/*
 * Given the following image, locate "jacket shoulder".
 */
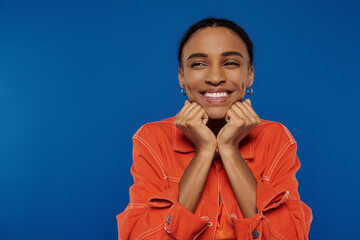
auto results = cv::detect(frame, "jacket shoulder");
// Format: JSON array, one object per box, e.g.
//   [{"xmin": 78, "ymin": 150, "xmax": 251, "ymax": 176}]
[
  {"xmin": 254, "ymin": 119, "xmax": 296, "ymax": 145},
  {"xmin": 132, "ymin": 116, "xmax": 175, "ymax": 141}
]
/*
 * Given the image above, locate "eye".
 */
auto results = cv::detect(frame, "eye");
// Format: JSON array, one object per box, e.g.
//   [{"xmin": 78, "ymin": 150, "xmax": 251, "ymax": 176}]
[
  {"xmin": 190, "ymin": 62, "xmax": 207, "ymax": 68},
  {"xmin": 224, "ymin": 61, "xmax": 240, "ymax": 66}
]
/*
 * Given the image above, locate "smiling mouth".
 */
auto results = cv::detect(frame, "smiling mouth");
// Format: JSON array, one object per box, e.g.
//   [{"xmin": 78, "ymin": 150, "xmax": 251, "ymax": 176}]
[
  {"xmin": 201, "ymin": 90, "xmax": 232, "ymax": 104},
  {"xmin": 203, "ymin": 92, "xmax": 229, "ymax": 98}
]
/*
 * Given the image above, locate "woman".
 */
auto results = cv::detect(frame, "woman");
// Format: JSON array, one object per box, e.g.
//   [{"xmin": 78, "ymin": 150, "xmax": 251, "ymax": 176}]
[{"xmin": 117, "ymin": 17, "xmax": 312, "ymax": 240}]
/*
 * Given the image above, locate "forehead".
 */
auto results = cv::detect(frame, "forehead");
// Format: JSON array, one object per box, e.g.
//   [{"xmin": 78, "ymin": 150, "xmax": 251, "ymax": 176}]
[{"xmin": 183, "ymin": 27, "xmax": 248, "ymax": 58}]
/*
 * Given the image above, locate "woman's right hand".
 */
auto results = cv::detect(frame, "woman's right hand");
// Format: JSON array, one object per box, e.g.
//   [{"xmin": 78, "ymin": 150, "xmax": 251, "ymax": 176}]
[{"xmin": 175, "ymin": 101, "xmax": 217, "ymax": 152}]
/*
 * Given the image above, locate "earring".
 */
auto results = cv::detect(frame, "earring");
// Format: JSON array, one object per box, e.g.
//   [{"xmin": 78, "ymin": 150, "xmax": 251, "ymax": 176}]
[
  {"xmin": 181, "ymin": 88, "xmax": 187, "ymax": 95},
  {"xmin": 246, "ymin": 87, "xmax": 253, "ymax": 95}
]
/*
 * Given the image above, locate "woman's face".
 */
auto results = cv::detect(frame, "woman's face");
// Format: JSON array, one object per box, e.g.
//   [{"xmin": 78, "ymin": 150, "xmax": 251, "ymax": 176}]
[{"xmin": 179, "ymin": 27, "xmax": 254, "ymax": 119}]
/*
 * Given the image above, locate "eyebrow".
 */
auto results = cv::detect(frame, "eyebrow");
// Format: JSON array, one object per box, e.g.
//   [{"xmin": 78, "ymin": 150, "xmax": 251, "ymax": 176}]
[
  {"xmin": 186, "ymin": 51, "xmax": 244, "ymax": 61},
  {"xmin": 222, "ymin": 51, "xmax": 244, "ymax": 58}
]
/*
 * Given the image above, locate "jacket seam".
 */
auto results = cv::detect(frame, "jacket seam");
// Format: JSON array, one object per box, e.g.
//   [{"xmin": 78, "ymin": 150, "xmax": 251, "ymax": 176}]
[
  {"xmin": 212, "ymin": 166, "xmax": 220, "ymax": 240},
  {"xmin": 134, "ymin": 223, "xmax": 164, "ymax": 240},
  {"xmin": 271, "ymin": 228, "xmax": 288, "ymax": 240},
  {"xmin": 192, "ymin": 224, "xmax": 209, "ymax": 240},
  {"xmin": 222, "ymin": 194, "xmax": 232, "ymax": 230},
  {"xmin": 260, "ymin": 122, "xmax": 296, "ymax": 144},
  {"xmin": 251, "ymin": 214, "xmax": 262, "ymax": 228},
  {"xmin": 305, "ymin": 213, "xmax": 313, "ymax": 227},
  {"xmin": 125, "ymin": 203, "xmax": 148, "ymax": 211},
  {"xmin": 217, "ymin": 169, "xmax": 233, "ymax": 232},
  {"xmin": 133, "ymin": 120, "xmax": 173, "ymax": 137},
  {"xmin": 133, "ymin": 124, "xmax": 145, "ymax": 138},
  {"xmin": 266, "ymin": 142, "xmax": 292, "ymax": 180},
  {"xmin": 263, "ymin": 142, "xmax": 294, "ymax": 181},
  {"xmin": 165, "ymin": 176, "xmax": 180, "ymax": 182},
  {"xmin": 133, "ymin": 135, "xmax": 166, "ymax": 179},
  {"xmin": 169, "ymin": 203, "xmax": 182, "ymax": 233},
  {"xmin": 258, "ymin": 190, "xmax": 287, "ymax": 212},
  {"xmin": 282, "ymin": 126, "xmax": 296, "ymax": 145}
]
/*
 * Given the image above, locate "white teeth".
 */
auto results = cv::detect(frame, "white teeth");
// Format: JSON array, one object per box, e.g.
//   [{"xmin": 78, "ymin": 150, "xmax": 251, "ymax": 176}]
[{"xmin": 203, "ymin": 92, "xmax": 228, "ymax": 98}]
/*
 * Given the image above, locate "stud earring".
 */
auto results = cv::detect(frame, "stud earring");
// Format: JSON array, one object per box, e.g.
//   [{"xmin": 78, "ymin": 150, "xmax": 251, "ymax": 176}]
[{"xmin": 181, "ymin": 88, "xmax": 187, "ymax": 95}]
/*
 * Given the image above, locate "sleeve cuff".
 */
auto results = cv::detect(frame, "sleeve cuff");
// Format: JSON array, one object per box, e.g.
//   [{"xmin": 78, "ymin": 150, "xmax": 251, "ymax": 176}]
[
  {"xmin": 257, "ymin": 179, "xmax": 289, "ymax": 213},
  {"xmin": 148, "ymin": 186, "xmax": 179, "ymax": 208},
  {"xmin": 231, "ymin": 213, "xmax": 265, "ymax": 239},
  {"xmin": 164, "ymin": 202, "xmax": 210, "ymax": 239},
  {"xmin": 230, "ymin": 180, "xmax": 289, "ymax": 239},
  {"xmin": 147, "ymin": 186, "xmax": 210, "ymax": 238}
]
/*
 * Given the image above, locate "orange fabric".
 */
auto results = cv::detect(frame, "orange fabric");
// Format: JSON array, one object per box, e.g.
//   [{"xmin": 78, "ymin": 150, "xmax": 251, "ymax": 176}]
[
  {"xmin": 215, "ymin": 201, "xmax": 236, "ymax": 239},
  {"xmin": 116, "ymin": 116, "xmax": 312, "ymax": 240}
]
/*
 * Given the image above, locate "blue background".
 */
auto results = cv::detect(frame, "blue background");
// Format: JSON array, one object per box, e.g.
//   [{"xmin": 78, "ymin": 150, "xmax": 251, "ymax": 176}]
[{"xmin": 1, "ymin": 0, "xmax": 359, "ymax": 239}]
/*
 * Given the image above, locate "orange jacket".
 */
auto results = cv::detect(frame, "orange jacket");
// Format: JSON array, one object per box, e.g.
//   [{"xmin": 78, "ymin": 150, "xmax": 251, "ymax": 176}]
[{"xmin": 117, "ymin": 116, "xmax": 312, "ymax": 239}]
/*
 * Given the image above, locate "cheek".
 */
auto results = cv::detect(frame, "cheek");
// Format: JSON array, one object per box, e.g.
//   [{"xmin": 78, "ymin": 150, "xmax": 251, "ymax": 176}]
[
  {"xmin": 241, "ymin": 82, "xmax": 247, "ymax": 92},
  {"xmin": 183, "ymin": 72, "xmax": 203, "ymax": 94},
  {"xmin": 233, "ymin": 82, "xmax": 247, "ymax": 101}
]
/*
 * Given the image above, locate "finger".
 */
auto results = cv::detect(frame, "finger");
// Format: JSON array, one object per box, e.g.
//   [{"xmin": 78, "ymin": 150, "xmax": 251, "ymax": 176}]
[
  {"xmin": 178, "ymin": 102, "xmax": 200, "ymax": 122},
  {"xmin": 231, "ymin": 102, "xmax": 248, "ymax": 120},
  {"xmin": 185, "ymin": 104, "xmax": 203, "ymax": 121},
  {"xmin": 189, "ymin": 106, "xmax": 208, "ymax": 124},
  {"xmin": 177, "ymin": 100, "xmax": 190, "ymax": 115},
  {"xmin": 201, "ymin": 107, "xmax": 209, "ymax": 124},
  {"xmin": 235, "ymin": 102, "xmax": 255, "ymax": 120},
  {"xmin": 175, "ymin": 101, "xmax": 191, "ymax": 122},
  {"xmin": 226, "ymin": 108, "xmax": 244, "ymax": 123},
  {"xmin": 231, "ymin": 103, "xmax": 255, "ymax": 127},
  {"xmin": 226, "ymin": 108, "xmax": 248, "ymax": 129},
  {"xmin": 242, "ymin": 99, "xmax": 260, "ymax": 123},
  {"xmin": 226, "ymin": 108, "xmax": 236, "ymax": 120}
]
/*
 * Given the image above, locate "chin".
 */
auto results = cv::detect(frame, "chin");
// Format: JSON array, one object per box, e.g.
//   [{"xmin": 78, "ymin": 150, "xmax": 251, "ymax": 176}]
[{"xmin": 206, "ymin": 109, "xmax": 227, "ymax": 120}]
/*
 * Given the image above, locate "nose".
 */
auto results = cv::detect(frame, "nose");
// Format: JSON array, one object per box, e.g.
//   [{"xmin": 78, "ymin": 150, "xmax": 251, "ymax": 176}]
[{"xmin": 205, "ymin": 65, "xmax": 225, "ymax": 86}]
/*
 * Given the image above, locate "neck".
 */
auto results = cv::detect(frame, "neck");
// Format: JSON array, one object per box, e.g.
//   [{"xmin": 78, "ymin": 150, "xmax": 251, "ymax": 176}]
[{"xmin": 206, "ymin": 118, "xmax": 227, "ymax": 137}]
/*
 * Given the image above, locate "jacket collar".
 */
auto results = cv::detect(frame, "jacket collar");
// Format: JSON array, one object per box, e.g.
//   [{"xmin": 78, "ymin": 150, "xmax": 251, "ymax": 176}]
[{"xmin": 172, "ymin": 119, "xmax": 254, "ymax": 160}]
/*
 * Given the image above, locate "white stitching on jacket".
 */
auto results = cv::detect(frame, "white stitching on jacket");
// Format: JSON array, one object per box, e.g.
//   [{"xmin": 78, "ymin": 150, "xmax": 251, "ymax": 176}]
[
  {"xmin": 134, "ymin": 223, "xmax": 164, "ymax": 240},
  {"xmin": 133, "ymin": 135, "xmax": 166, "ymax": 179},
  {"xmin": 263, "ymin": 142, "xmax": 294, "ymax": 181}
]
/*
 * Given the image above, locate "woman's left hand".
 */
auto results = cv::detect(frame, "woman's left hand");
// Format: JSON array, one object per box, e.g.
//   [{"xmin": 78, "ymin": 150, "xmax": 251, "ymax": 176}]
[{"xmin": 217, "ymin": 99, "xmax": 260, "ymax": 150}]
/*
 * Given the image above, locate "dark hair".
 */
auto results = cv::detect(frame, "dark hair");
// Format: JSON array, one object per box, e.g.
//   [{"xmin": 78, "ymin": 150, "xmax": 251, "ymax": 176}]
[{"xmin": 177, "ymin": 17, "xmax": 254, "ymax": 68}]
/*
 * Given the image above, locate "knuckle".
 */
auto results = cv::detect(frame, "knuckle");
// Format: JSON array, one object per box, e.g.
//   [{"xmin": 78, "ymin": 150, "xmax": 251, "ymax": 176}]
[
  {"xmin": 234, "ymin": 103, "xmax": 241, "ymax": 109},
  {"xmin": 236, "ymin": 119, "xmax": 245, "ymax": 126},
  {"xmin": 234, "ymin": 122, "xmax": 242, "ymax": 127},
  {"xmin": 250, "ymin": 117, "xmax": 257, "ymax": 123},
  {"xmin": 185, "ymin": 120, "xmax": 194, "ymax": 127}
]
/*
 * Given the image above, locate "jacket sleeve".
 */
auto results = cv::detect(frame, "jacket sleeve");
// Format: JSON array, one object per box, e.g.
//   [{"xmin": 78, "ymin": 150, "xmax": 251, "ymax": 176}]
[
  {"xmin": 116, "ymin": 128, "xmax": 209, "ymax": 240},
  {"xmin": 231, "ymin": 128, "xmax": 313, "ymax": 240}
]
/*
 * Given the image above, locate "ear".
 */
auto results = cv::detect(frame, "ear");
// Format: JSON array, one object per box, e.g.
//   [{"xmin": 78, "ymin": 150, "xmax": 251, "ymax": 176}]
[
  {"xmin": 247, "ymin": 65, "xmax": 254, "ymax": 87},
  {"xmin": 178, "ymin": 67, "xmax": 185, "ymax": 89}
]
